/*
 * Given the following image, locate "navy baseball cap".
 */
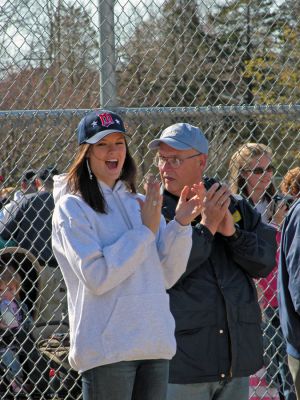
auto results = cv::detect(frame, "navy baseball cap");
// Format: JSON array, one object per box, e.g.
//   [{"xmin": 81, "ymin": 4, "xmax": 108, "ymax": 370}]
[
  {"xmin": 77, "ymin": 110, "xmax": 127, "ymax": 145},
  {"xmin": 38, "ymin": 166, "xmax": 59, "ymax": 181},
  {"xmin": 21, "ymin": 169, "xmax": 36, "ymax": 182},
  {"xmin": 148, "ymin": 123, "xmax": 208, "ymax": 154}
]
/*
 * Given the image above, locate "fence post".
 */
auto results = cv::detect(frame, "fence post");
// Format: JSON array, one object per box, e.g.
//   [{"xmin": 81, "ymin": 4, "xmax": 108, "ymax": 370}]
[{"xmin": 98, "ymin": 0, "xmax": 117, "ymax": 107}]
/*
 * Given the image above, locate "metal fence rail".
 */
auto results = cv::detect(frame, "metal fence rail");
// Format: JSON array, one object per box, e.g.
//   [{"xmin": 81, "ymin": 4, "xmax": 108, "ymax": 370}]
[{"xmin": 1, "ymin": 0, "xmax": 300, "ymax": 398}]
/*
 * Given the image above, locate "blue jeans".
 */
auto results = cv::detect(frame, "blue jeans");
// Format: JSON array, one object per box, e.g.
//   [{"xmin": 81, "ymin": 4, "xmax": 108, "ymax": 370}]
[
  {"xmin": 81, "ymin": 359, "xmax": 169, "ymax": 400},
  {"xmin": 167, "ymin": 377, "xmax": 249, "ymax": 400},
  {"xmin": 263, "ymin": 307, "xmax": 296, "ymax": 400},
  {"xmin": 288, "ymin": 355, "xmax": 300, "ymax": 400}
]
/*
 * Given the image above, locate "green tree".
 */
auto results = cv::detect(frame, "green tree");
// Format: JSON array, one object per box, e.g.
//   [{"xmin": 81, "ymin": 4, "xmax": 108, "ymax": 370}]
[
  {"xmin": 117, "ymin": 0, "xmax": 209, "ymax": 107},
  {"xmin": 155, "ymin": 0, "xmax": 209, "ymax": 106},
  {"xmin": 207, "ymin": 0, "xmax": 278, "ymax": 106},
  {"xmin": 242, "ymin": 0, "xmax": 300, "ymax": 170}
]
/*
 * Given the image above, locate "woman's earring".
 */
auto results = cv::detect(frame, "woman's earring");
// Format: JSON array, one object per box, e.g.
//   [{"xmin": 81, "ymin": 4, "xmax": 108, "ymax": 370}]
[{"xmin": 86, "ymin": 159, "xmax": 93, "ymax": 181}]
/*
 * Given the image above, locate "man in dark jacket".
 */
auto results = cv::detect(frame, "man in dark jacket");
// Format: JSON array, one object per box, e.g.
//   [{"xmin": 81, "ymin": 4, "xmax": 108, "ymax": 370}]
[
  {"xmin": 0, "ymin": 167, "xmax": 57, "ymax": 267},
  {"xmin": 278, "ymin": 199, "xmax": 300, "ymax": 400},
  {"xmin": 0, "ymin": 166, "xmax": 67, "ymax": 338},
  {"xmin": 0, "ymin": 169, "xmax": 37, "ymax": 225},
  {"xmin": 148, "ymin": 123, "xmax": 277, "ymax": 400}
]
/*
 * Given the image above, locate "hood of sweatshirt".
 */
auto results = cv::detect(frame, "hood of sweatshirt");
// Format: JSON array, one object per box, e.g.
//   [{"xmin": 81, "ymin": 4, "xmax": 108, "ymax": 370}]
[
  {"xmin": 53, "ymin": 174, "xmax": 133, "ymax": 204},
  {"xmin": 53, "ymin": 173, "xmax": 69, "ymax": 203}
]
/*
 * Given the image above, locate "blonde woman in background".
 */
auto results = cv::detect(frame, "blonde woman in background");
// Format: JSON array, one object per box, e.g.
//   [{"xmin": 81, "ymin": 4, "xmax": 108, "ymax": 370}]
[{"xmin": 229, "ymin": 142, "xmax": 276, "ymax": 223}]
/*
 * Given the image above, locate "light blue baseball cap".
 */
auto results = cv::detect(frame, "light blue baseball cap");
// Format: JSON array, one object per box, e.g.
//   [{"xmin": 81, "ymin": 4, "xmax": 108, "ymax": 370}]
[{"xmin": 148, "ymin": 123, "xmax": 208, "ymax": 154}]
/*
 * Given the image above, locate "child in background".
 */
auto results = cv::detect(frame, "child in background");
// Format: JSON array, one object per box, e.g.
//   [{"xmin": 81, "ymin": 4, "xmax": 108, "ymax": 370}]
[{"xmin": 0, "ymin": 265, "xmax": 31, "ymax": 395}]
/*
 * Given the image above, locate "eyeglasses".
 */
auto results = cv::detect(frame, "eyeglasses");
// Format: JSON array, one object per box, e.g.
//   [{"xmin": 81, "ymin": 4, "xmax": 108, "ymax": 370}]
[
  {"xmin": 154, "ymin": 153, "xmax": 202, "ymax": 169},
  {"xmin": 242, "ymin": 165, "xmax": 274, "ymax": 175}
]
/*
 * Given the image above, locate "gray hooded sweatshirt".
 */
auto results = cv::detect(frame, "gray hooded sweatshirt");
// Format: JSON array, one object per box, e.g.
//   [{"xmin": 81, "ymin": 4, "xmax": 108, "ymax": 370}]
[{"xmin": 51, "ymin": 175, "xmax": 192, "ymax": 373}]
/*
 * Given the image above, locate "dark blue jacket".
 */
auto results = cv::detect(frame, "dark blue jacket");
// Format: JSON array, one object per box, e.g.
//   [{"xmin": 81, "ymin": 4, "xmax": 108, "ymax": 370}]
[
  {"xmin": 0, "ymin": 191, "xmax": 57, "ymax": 267},
  {"xmin": 162, "ymin": 190, "xmax": 277, "ymax": 384},
  {"xmin": 278, "ymin": 199, "xmax": 300, "ymax": 359}
]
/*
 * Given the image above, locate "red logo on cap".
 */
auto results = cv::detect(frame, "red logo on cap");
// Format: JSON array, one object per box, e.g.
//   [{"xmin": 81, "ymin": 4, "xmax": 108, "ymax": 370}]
[{"xmin": 98, "ymin": 113, "xmax": 114, "ymax": 128}]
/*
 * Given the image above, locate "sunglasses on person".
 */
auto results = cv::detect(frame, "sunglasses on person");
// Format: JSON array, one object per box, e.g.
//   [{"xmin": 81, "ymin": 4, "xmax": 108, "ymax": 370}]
[{"xmin": 242, "ymin": 165, "xmax": 274, "ymax": 175}]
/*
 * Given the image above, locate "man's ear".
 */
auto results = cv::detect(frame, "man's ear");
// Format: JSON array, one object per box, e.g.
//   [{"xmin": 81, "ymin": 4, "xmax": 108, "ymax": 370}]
[
  {"xmin": 35, "ymin": 178, "xmax": 42, "ymax": 189},
  {"xmin": 199, "ymin": 154, "xmax": 208, "ymax": 168}
]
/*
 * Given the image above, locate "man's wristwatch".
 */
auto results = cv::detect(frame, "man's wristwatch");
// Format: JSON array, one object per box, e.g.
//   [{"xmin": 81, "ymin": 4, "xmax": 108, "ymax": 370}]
[{"xmin": 224, "ymin": 226, "xmax": 242, "ymax": 242}]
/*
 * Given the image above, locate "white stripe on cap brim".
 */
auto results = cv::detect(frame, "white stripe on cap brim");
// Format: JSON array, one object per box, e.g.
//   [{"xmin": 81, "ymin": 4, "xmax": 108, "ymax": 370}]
[{"xmin": 85, "ymin": 129, "xmax": 128, "ymax": 144}]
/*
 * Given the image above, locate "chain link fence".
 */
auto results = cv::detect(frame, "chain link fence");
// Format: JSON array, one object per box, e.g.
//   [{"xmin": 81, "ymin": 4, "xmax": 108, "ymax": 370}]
[{"xmin": 1, "ymin": 0, "xmax": 300, "ymax": 398}]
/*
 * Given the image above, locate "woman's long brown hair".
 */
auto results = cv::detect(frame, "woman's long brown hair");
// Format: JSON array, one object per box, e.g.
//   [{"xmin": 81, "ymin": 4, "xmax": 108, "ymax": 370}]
[{"xmin": 67, "ymin": 141, "xmax": 137, "ymax": 213}]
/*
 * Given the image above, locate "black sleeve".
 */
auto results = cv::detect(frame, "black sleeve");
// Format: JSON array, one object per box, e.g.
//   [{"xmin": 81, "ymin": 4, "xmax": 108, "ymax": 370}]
[{"xmin": 223, "ymin": 199, "xmax": 277, "ymax": 278}]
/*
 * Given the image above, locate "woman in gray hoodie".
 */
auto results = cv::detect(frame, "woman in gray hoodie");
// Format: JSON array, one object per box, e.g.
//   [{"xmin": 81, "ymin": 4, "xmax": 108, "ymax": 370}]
[{"xmin": 51, "ymin": 109, "xmax": 204, "ymax": 400}]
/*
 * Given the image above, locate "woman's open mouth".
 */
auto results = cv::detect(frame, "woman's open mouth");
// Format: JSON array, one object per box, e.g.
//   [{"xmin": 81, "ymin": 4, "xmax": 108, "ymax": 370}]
[{"xmin": 105, "ymin": 160, "xmax": 119, "ymax": 169}]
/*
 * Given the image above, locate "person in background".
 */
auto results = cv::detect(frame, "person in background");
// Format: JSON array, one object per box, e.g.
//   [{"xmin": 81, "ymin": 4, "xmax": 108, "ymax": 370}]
[
  {"xmin": 258, "ymin": 192, "xmax": 296, "ymax": 400},
  {"xmin": 229, "ymin": 143, "xmax": 276, "ymax": 223},
  {"xmin": 278, "ymin": 193, "xmax": 300, "ymax": 400},
  {"xmin": 0, "ymin": 266, "xmax": 31, "ymax": 396},
  {"xmin": 0, "ymin": 166, "xmax": 58, "ymax": 268},
  {"xmin": 0, "ymin": 257, "xmax": 51, "ymax": 397},
  {"xmin": 0, "ymin": 169, "xmax": 37, "ymax": 225},
  {"xmin": 51, "ymin": 110, "xmax": 203, "ymax": 400},
  {"xmin": 13, "ymin": 169, "xmax": 37, "ymax": 202},
  {"xmin": 229, "ymin": 149, "xmax": 298, "ymax": 400},
  {"xmin": 148, "ymin": 123, "xmax": 277, "ymax": 400},
  {"xmin": 0, "ymin": 166, "xmax": 67, "ymax": 338},
  {"xmin": 280, "ymin": 167, "xmax": 300, "ymax": 199},
  {"xmin": 36, "ymin": 166, "xmax": 58, "ymax": 192}
]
